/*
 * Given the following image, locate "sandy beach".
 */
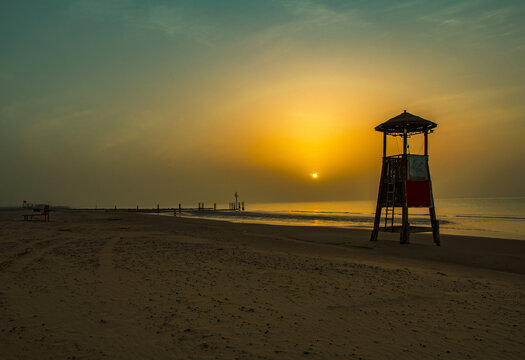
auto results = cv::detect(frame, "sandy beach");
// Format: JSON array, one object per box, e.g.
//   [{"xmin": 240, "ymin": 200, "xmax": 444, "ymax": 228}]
[{"xmin": 1, "ymin": 210, "xmax": 524, "ymax": 359}]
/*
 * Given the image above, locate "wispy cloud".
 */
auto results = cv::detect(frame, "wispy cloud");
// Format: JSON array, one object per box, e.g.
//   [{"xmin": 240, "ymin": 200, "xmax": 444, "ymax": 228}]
[
  {"xmin": 67, "ymin": 0, "xmax": 216, "ymax": 45},
  {"xmin": 282, "ymin": 0, "xmax": 366, "ymax": 28},
  {"xmin": 418, "ymin": 0, "xmax": 523, "ymax": 39},
  {"xmin": 235, "ymin": 0, "xmax": 371, "ymax": 53}
]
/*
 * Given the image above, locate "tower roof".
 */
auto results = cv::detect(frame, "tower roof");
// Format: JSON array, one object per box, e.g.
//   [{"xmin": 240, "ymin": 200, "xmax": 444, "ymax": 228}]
[{"xmin": 375, "ymin": 110, "xmax": 437, "ymax": 134}]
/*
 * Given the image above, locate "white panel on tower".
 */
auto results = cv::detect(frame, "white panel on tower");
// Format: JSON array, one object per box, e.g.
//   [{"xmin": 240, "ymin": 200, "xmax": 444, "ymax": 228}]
[{"xmin": 408, "ymin": 155, "xmax": 428, "ymax": 181}]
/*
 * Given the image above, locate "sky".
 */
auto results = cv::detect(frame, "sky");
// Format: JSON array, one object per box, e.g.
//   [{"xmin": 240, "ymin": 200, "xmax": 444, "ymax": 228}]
[{"xmin": 1, "ymin": 0, "xmax": 525, "ymax": 208}]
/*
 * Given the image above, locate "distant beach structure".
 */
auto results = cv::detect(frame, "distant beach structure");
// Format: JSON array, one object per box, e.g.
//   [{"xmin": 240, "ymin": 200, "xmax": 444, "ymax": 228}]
[
  {"xmin": 370, "ymin": 110, "xmax": 440, "ymax": 245},
  {"xmin": 229, "ymin": 192, "xmax": 244, "ymax": 211}
]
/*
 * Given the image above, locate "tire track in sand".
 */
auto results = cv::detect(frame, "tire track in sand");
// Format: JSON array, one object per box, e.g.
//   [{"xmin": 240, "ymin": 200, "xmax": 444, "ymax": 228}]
[
  {"xmin": 97, "ymin": 237, "xmax": 120, "ymax": 301},
  {"xmin": 96, "ymin": 237, "xmax": 161, "ymax": 358},
  {"xmin": 0, "ymin": 238, "xmax": 71, "ymax": 274}
]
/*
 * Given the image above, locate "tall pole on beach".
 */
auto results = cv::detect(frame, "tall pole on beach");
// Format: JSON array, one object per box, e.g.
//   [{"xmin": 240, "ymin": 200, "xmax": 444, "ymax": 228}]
[{"xmin": 234, "ymin": 192, "xmax": 239, "ymax": 210}]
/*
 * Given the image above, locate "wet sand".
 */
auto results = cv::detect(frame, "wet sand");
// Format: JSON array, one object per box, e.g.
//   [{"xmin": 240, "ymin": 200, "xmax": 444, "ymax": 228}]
[{"xmin": 1, "ymin": 210, "xmax": 524, "ymax": 359}]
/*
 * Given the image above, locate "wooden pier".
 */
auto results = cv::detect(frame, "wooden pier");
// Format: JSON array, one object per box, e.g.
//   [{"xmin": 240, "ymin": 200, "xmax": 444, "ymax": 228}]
[
  {"xmin": 79, "ymin": 202, "xmax": 246, "ymax": 215},
  {"xmin": 78, "ymin": 194, "xmax": 246, "ymax": 216}
]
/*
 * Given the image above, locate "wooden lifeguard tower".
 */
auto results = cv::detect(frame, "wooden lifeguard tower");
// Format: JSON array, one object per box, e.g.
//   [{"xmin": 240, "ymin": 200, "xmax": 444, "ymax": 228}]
[{"xmin": 370, "ymin": 110, "xmax": 440, "ymax": 245}]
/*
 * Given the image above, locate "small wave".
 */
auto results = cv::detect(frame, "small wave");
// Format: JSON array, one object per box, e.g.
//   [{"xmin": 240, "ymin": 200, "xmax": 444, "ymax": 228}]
[
  {"xmin": 290, "ymin": 210, "xmax": 365, "ymax": 215},
  {"xmin": 181, "ymin": 210, "xmax": 453, "ymax": 226},
  {"xmin": 455, "ymin": 215, "xmax": 525, "ymax": 221}
]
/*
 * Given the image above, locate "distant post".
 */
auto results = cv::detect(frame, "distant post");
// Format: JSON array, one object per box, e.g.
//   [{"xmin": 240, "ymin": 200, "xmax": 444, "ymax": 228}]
[
  {"xmin": 179, "ymin": 203, "xmax": 182, "ymax": 213},
  {"xmin": 157, "ymin": 204, "xmax": 159, "ymax": 214},
  {"xmin": 242, "ymin": 202, "xmax": 245, "ymax": 211},
  {"xmin": 214, "ymin": 203, "xmax": 216, "ymax": 211}
]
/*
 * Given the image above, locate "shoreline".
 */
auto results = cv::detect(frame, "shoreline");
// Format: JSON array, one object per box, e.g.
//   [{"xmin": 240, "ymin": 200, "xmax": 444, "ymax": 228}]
[
  {"xmin": 8, "ymin": 208, "xmax": 525, "ymax": 273},
  {"xmin": 173, "ymin": 211, "xmax": 525, "ymax": 242},
  {"xmin": 6, "ymin": 201, "xmax": 525, "ymax": 241},
  {"xmin": 1, "ymin": 210, "xmax": 524, "ymax": 359}
]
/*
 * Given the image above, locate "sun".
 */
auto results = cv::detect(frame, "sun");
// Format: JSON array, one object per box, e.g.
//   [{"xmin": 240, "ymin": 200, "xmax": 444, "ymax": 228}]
[{"xmin": 312, "ymin": 173, "xmax": 318, "ymax": 179}]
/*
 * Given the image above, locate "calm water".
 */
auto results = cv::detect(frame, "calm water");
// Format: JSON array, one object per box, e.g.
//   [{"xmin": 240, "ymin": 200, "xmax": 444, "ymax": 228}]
[{"xmin": 177, "ymin": 197, "xmax": 525, "ymax": 240}]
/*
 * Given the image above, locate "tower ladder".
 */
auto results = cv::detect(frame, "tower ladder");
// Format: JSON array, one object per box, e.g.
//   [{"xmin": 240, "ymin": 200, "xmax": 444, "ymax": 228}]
[{"xmin": 384, "ymin": 181, "xmax": 396, "ymax": 230}]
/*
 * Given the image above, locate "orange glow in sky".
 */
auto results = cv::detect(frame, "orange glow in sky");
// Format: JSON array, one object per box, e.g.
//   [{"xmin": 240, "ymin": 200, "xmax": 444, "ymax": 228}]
[{"xmin": 2, "ymin": 1, "xmax": 525, "ymax": 207}]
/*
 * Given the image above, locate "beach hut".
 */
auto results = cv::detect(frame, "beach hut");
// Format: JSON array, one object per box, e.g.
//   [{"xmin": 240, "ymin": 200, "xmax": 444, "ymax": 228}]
[{"xmin": 370, "ymin": 110, "xmax": 440, "ymax": 245}]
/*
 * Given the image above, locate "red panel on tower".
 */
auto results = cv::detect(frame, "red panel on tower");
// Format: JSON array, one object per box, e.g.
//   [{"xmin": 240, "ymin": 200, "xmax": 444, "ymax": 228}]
[{"xmin": 406, "ymin": 181, "xmax": 431, "ymax": 207}]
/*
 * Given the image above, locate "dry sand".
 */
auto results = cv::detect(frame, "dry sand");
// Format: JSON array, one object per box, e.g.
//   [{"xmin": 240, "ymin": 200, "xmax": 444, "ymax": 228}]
[{"xmin": 1, "ymin": 210, "xmax": 524, "ymax": 359}]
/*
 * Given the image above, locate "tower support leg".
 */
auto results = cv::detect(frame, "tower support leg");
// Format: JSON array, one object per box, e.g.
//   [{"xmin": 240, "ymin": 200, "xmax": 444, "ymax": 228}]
[
  {"xmin": 401, "ymin": 205, "xmax": 409, "ymax": 244},
  {"xmin": 370, "ymin": 202, "xmax": 381, "ymax": 242},
  {"xmin": 370, "ymin": 161, "xmax": 386, "ymax": 242},
  {"xmin": 429, "ymin": 207, "xmax": 440, "ymax": 246}
]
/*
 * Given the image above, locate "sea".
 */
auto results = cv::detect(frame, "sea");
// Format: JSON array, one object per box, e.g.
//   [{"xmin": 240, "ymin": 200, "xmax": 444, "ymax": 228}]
[{"xmin": 175, "ymin": 197, "xmax": 525, "ymax": 240}]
